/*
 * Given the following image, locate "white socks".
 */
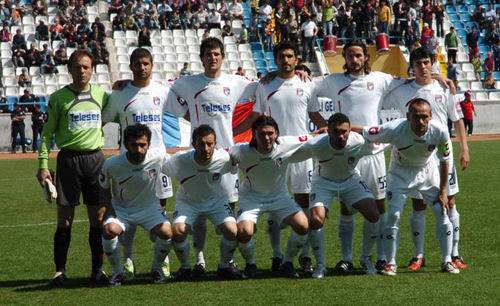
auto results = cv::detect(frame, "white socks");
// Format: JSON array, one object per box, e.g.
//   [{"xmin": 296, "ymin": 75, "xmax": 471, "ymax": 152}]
[
  {"xmin": 431, "ymin": 203, "xmax": 453, "ymax": 263},
  {"xmin": 284, "ymin": 231, "xmax": 308, "ymax": 263},
  {"xmin": 411, "ymin": 209, "xmax": 426, "ymax": 258},
  {"xmin": 361, "ymin": 219, "xmax": 379, "ymax": 259},
  {"xmin": 447, "ymin": 206, "xmax": 460, "ymax": 257},
  {"xmin": 103, "ymin": 236, "xmax": 122, "ymax": 274},
  {"xmin": 309, "ymin": 228, "xmax": 325, "ymax": 266},
  {"xmin": 238, "ymin": 239, "xmax": 256, "ymax": 265},
  {"xmin": 339, "ymin": 214, "xmax": 354, "ymax": 262},
  {"xmin": 377, "ymin": 213, "xmax": 387, "ymax": 261},
  {"xmin": 219, "ymin": 238, "xmax": 238, "ymax": 268},
  {"xmin": 383, "ymin": 209, "xmax": 402, "ymax": 266},
  {"xmin": 121, "ymin": 223, "xmax": 137, "ymax": 261},
  {"xmin": 192, "ymin": 217, "xmax": 207, "ymax": 265},
  {"xmin": 267, "ymin": 215, "xmax": 283, "ymax": 259},
  {"xmin": 174, "ymin": 239, "xmax": 190, "ymax": 269},
  {"xmin": 151, "ymin": 237, "xmax": 172, "ymax": 271}
]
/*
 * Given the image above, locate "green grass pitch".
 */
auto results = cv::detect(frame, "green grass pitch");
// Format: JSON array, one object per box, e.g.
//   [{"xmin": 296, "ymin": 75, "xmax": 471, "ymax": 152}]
[{"xmin": 1, "ymin": 141, "xmax": 499, "ymax": 305}]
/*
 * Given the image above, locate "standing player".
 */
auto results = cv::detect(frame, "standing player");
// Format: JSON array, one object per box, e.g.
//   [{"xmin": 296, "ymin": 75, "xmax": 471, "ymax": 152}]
[
  {"xmin": 36, "ymin": 50, "xmax": 109, "ymax": 285},
  {"xmin": 100, "ymin": 124, "xmax": 173, "ymax": 286},
  {"xmin": 311, "ymin": 39, "xmax": 400, "ymax": 273},
  {"xmin": 163, "ymin": 125, "xmax": 240, "ymax": 279},
  {"xmin": 298, "ymin": 113, "xmax": 381, "ymax": 278},
  {"xmin": 167, "ymin": 37, "xmax": 258, "ymax": 275},
  {"xmin": 234, "ymin": 41, "xmax": 326, "ymax": 273},
  {"xmin": 231, "ymin": 116, "xmax": 310, "ymax": 278},
  {"xmin": 382, "ymin": 47, "xmax": 469, "ymax": 271},
  {"xmin": 102, "ymin": 48, "xmax": 175, "ymax": 279},
  {"xmin": 357, "ymin": 98, "xmax": 459, "ymax": 275}
]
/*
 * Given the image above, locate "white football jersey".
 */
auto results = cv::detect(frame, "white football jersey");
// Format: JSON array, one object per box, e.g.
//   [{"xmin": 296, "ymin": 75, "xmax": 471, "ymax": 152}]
[
  {"xmin": 296, "ymin": 132, "xmax": 373, "ymax": 182},
  {"xmin": 102, "ymin": 81, "xmax": 177, "ymax": 152},
  {"xmin": 254, "ymin": 76, "xmax": 320, "ymax": 136},
  {"xmin": 230, "ymin": 135, "xmax": 311, "ymax": 198},
  {"xmin": 162, "ymin": 148, "xmax": 234, "ymax": 203},
  {"xmin": 99, "ymin": 149, "xmax": 165, "ymax": 213},
  {"xmin": 382, "ymin": 80, "xmax": 463, "ymax": 126},
  {"xmin": 169, "ymin": 73, "xmax": 258, "ymax": 148},
  {"xmin": 362, "ymin": 119, "xmax": 451, "ymax": 168}
]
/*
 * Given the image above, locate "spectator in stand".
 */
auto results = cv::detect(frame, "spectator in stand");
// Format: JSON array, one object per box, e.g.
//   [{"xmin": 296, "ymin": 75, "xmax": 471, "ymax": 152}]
[
  {"xmin": 10, "ymin": 103, "xmax": 27, "ymax": 154},
  {"xmin": 9, "ymin": 4, "xmax": 22, "ymax": 26},
  {"xmin": 447, "ymin": 59, "xmax": 459, "ymax": 89},
  {"xmin": 459, "ymin": 91, "xmax": 476, "ymax": 136},
  {"xmin": 407, "ymin": 3, "xmax": 419, "ymax": 37},
  {"xmin": 264, "ymin": 17, "xmax": 274, "ymax": 51},
  {"xmin": 12, "ymin": 46, "xmax": 26, "ymax": 67},
  {"xmin": 494, "ymin": 40, "xmax": 500, "ymax": 71},
  {"xmin": 207, "ymin": 8, "xmax": 222, "ymax": 30},
  {"xmin": 26, "ymin": 43, "xmax": 42, "ymax": 68},
  {"xmin": 41, "ymin": 46, "xmax": 57, "ymax": 74},
  {"xmin": 472, "ymin": 54, "xmax": 482, "ymax": 81},
  {"xmin": 19, "ymin": 89, "xmax": 37, "ymax": 105},
  {"xmin": 93, "ymin": 17, "xmax": 106, "ymax": 36},
  {"xmin": 112, "ymin": 13, "xmax": 124, "ymax": 31},
  {"xmin": 12, "ymin": 29, "xmax": 26, "ymax": 50},
  {"xmin": 202, "ymin": 29, "xmax": 210, "ymax": 40},
  {"xmin": 18, "ymin": 68, "xmax": 32, "ymax": 87},
  {"xmin": 483, "ymin": 72, "xmax": 496, "ymax": 89},
  {"xmin": 50, "ymin": 18, "xmax": 64, "ymax": 41},
  {"xmin": 377, "ymin": 0, "xmax": 391, "ymax": 34},
  {"xmin": 63, "ymin": 22, "xmax": 77, "ymax": 47},
  {"xmin": 484, "ymin": 51, "xmax": 495, "ymax": 75},
  {"xmin": 0, "ymin": 3, "xmax": 9, "ymax": 22},
  {"xmin": 36, "ymin": 20, "xmax": 50, "ymax": 41},
  {"xmin": 138, "ymin": 27, "xmax": 151, "ymax": 47},
  {"xmin": 434, "ymin": 1, "xmax": 444, "ymax": 38},
  {"xmin": 109, "ymin": 0, "xmax": 123, "ymax": 15},
  {"xmin": 484, "ymin": 4, "xmax": 495, "ymax": 24},
  {"xmin": 466, "ymin": 27, "xmax": 479, "ymax": 63},
  {"xmin": 259, "ymin": 0, "xmax": 273, "ymax": 21},
  {"xmin": 484, "ymin": 23, "xmax": 498, "ymax": 48},
  {"xmin": 445, "ymin": 27, "xmax": 459, "ymax": 63},
  {"xmin": 91, "ymin": 42, "xmax": 109, "ymax": 67},
  {"xmin": 219, "ymin": 0, "xmax": 230, "ymax": 21},
  {"xmin": 426, "ymin": 33, "xmax": 439, "ymax": 55},
  {"xmin": 147, "ymin": 7, "xmax": 161, "ymax": 30},
  {"xmin": 287, "ymin": 13, "xmax": 299, "ymax": 43},
  {"xmin": 0, "ymin": 23, "xmax": 10, "ymax": 42},
  {"xmin": 222, "ymin": 20, "xmax": 234, "ymax": 38},
  {"xmin": 420, "ymin": 23, "xmax": 434, "ymax": 47},
  {"xmin": 239, "ymin": 23, "xmax": 248, "ymax": 43},
  {"xmin": 301, "ymin": 14, "xmax": 318, "ymax": 63},
  {"xmin": 54, "ymin": 44, "xmax": 68, "ymax": 66},
  {"xmin": 392, "ymin": 0, "xmax": 406, "ymax": 36},
  {"xmin": 235, "ymin": 66, "xmax": 245, "ymax": 76},
  {"xmin": 229, "ymin": 0, "xmax": 243, "ymax": 20},
  {"xmin": 31, "ymin": 104, "xmax": 47, "ymax": 152},
  {"xmin": 0, "ymin": 95, "xmax": 7, "ymax": 113},
  {"xmin": 472, "ymin": 5, "xmax": 485, "ymax": 31},
  {"xmin": 32, "ymin": 0, "xmax": 48, "ymax": 17},
  {"xmin": 421, "ymin": 0, "xmax": 433, "ymax": 29},
  {"xmin": 168, "ymin": 10, "xmax": 181, "ymax": 29},
  {"xmin": 179, "ymin": 62, "xmax": 191, "ymax": 77},
  {"xmin": 321, "ymin": 0, "xmax": 335, "ymax": 37}
]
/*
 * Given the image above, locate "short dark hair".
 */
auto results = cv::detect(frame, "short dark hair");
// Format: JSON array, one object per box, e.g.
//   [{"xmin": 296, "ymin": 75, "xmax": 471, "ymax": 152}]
[
  {"xmin": 273, "ymin": 41, "xmax": 299, "ymax": 61},
  {"xmin": 123, "ymin": 123, "xmax": 152, "ymax": 145},
  {"xmin": 407, "ymin": 98, "xmax": 431, "ymax": 113},
  {"xmin": 130, "ymin": 47, "xmax": 153, "ymax": 65},
  {"xmin": 327, "ymin": 112, "xmax": 350, "ymax": 127},
  {"xmin": 68, "ymin": 49, "xmax": 94, "ymax": 70},
  {"xmin": 200, "ymin": 37, "xmax": 225, "ymax": 59},
  {"xmin": 192, "ymin": 124, "xmax": 216, "ymax": 143},
  {"xmin": 342, "ymin": 39, "xmax": 371, "ymax": 74},
  {"xmin": 249, "ymin": 115, "xmax": 280, "ymax": 148},
  {"xmin": 409, "ymin": 47, "xmax": 432, "ymax": 68}
]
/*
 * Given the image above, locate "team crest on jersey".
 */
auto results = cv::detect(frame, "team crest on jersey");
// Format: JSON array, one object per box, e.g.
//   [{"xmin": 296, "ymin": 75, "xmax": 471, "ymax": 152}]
[
  {"xmin": 348, "ymin": 157, "xmax": 355, "ymax": 164},
  {"xmin": 212, "ymin": 173, "xmax": 220, "ymax": 181},
  {"xmin": 368, "ymin": 127, "xmax": 380, "ymax": 135},
  {"xmin": 153, "ymin": 96, "xmax": 160, "ymax": 106},
  {"xmin": 296, "ymin": 88, "xmax": 304, "ymax": 96},
  {"xmin": 299, "ymin": 135, "xmax": 308, "ymax": 142},
  {"xmin": 427, "ymin": 144, "xmax": 436, "ymax": 152},
  {"xmin": 274, "ymin": 157, "xmax": 283, "ymax": 168},
  {"xmin": 435, "ymin": 95, "xmax": 442, "ymax": 104},
  {"xmin": 177, "ymin": 97, "xmax": 187, "ymax": 106},
  {"xmin": 148, "ymin": 169, "xmax": 157, "ymax": 178},
  {"xmin": 223, "ymin": 87, "xmax": 231, "ymax": 96},
  {"xmin": 367, "ymin": 82, "xmax": 374, "ymax": 91}
]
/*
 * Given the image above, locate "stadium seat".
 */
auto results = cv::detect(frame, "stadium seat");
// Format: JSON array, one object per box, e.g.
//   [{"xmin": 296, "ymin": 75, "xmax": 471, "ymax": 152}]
[
  {"xmin": 242, "ymin": 60, "xmax": 255, "ymax": 70},
  {"xmin": 154, "ymin": 54, "xmax": 166, "ymax": 63},
  {"xmin": 164, "ymin": 72, "xmax": 175, "ymax": 80},
  {"xmin": 23, "ymin": 25, "xmax": 35, "ymax": 34},
  {"xmin": 52, "ymin": 40, "xmax": 64, "ymax": 50},
  {"xmin": 186, "ymin": 36, "xmax": 198, "ymax": 45},
  {"xmin": 46, "ymin": 85, "xmax": 58, "ymax": 95},
  {"xmin": 224, "ymin": 36, "xmax": 236, "ymax": 45},
  {"xmin": 197, "ymin": 28, "xmax": 205, "ymax": 38},
  {"xmin": 238, "ymin": 44, "xmax": 251, "ymax": 53},
  {"xmin": 22, "ymin": 15, "xmax": 34, "ymax": 25},
  {"xmin": 165, "ymin": 53, "xmax": 177, "ymax": 62},
  {"xmin": 0, "ymin": 42, "xmax": 10, "ymax": 50},
  {"xmin": 240, "ymin": 51, "xmax": 252, "ymax": 61},
  {"xmin": 161, "ymin": 30, "xmax": 173, "ymax": 38},
  {"xmin": 32, "ymin": 86, "xmax": 45, "ymax": 96},
  {"xmin": 489, "ymin": 91, "xmax": 500, "ymax": 100},
  {"xmin": 188, "ymin": 45, "xmax": 199, "ymax": 54},
  {"xmin": 114, "ymin": 38, "xmax": 126, "ymax": 47},
  {"xmin": 225, "ymin": 44, "xmax": 237, "ymax": 52},
  {"xmin": 173, "ymin": 29, "xmax": 184, "ymax": 38},
  {"xmin": 227, "ymin": 52, "xmax": 239, "ymax": 61},
  {"xmin": 457, "ymin": 81, "xmax": 469, "ymax": 90},
  {"xmin": 120, "ymin": 72, "xmax": 133, "ymax": 80},
  {"xmin": 190, "ymin": 62, "xmax": 203, "ymax": 72},
  {"xmin": 35, "ymin": 15, "xmax": 48, "ymax": 24},
  {"xmin": 126, "ymin": 30, "xmax": 137, "ymax": 39},
  {"xmin": 185, "ymin": 29, "xmax": 197, "ymax": 38},
  {"xmin": 210, "ymin": 28, "xmax": 222, "ymax": 37},
  {"xmin": 164, "ymin": 45, "xmax": 175, "ymax": 54},
  {"xmin": 470, "ymin": 81, "xmax": 482, "ymax": 90},
  {"xmin": 255, "ymin": 60, "xmax": 267, "ymax": 70},
  {"xmin": 114, "ymin": 31, "xmax": 125, "ymax": 39},
  {"xmin": 101, "ymin": 83, "xmax": 112, "ymax": 93},
  {"xmin": 150, "ymin": 30, "xmax": 161, "ymax": 39},
  {"xmin": 29, "ymin": 67, "xmax": 40, "ymax": 76},
  {"xmin": 461, "ymin": 63, "xmax": 473, "ymax": 72},
  {"xmin": 151, "ymin": 37, "xmax": 161, "ymax": 46},
  {"xmin": 3, "ymin": 76, "xmax": 16, "ymax": 86},
  {"xmin": 2, "ymin": 66, "xmax": 14, "ymax": 77},
  {"xmin": 96, "ymin": 65, "xmax": 109, "ymax": 74},
  {"xmin": 44, "ymin": 75, "xmax": 58, "ymax": 85},
  {"xmin": 164, "ymin": 62, "xmax": 177, "ymax": 72},
  {"xmin": 465, "ymin": 72, "xmax": 476, "ymax": 81},
  {"xmin": 174, "ymin": 37, "xmax": 186, "ymax": 46},
  {"xmin": 177, "ymin": 52, "xmax": 189, "ymax": 62},
  {"xmin": 479, "ymin": 45, "xmax": 490, "ymax": 54},
  {"xmin": 118, "ymin": 55, "xmax": 129, "ymax": 64},
  {"xmin": 229, "ymin": 60, "xmax": 240, "ymax": 70},
  {"xmin": 475, "ymin": 92, "xmax": 488, "ymax": 100},
  {"xmin": 126, "ymin": 37, "xmax": 138, "ymax": 46},
  {"xmin": 97, "ymin": 74, "xmax": 110, "ymax": 84},
  {"xmin": 189, "ymin": 53, "xmax": 200, "ymax": 62},
  {"xmin": 176, "ymin": 45, "xmax": 188, "ymax": 53},
  {"xmin": 152, "ymin": 72, "xmax": 162, "ymax": 82},
  {"xmin": 90, "ymin": 74, "xmax": 98, "ymax": 84},
  {"xmin": 494, "ymin": 72, "xmax": 500, "ymax": 80},
  {"xmin": 31, "ymin": 75, "xmax": 44, "ymax": 86},
  {"xmin": 5, "ymin": 86, "xmax": 17, "ymax": 96},
  {"xmin": 58, "ymin": 74, "xmax": 71, "ymax": 85}
]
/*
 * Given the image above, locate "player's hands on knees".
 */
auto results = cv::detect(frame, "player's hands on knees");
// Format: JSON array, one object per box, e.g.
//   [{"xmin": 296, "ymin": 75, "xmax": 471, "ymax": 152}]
[
  {"xmin": 112, "ymin": 79, "xmax": 129, "ymax": 90},
  {"xmin": 36, "ymin": 168, "xmax": 52, "ymax": 187},
  {"xmin": 438, "ymin": 191, "xmax": 449, "ymax": 213}
]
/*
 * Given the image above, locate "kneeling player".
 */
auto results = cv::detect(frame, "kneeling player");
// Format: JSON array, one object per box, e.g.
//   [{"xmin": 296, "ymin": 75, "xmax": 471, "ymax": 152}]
[
  {"xmin": 231, "ymin": 116, "xmax": 310, "ymax": 278},
  {"xmin": 163, "ymin": 125, "xmax": 240, "ymax": 280},
  {"xmin": 301, "ymin": 113, "xmax": 381, "ymax": 278},
  {"xmin": 100, "ymin": 124, "xmax": 173, "ymax": 286},
  {"xmin": 357, "ymin": 98, "xmax": 458, "ymax": 275}
]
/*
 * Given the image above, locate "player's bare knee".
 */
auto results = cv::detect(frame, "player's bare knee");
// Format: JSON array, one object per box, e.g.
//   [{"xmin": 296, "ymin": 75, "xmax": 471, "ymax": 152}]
[
  {"xmin": 412, "ymin": 198, "xmax": 426, "ymax": 211},
  {"xmin": 220, "ymin": 222, "xmax": 238, "ymax": 241},
  {"xmin": 310, "ymin": 214, "xmax": 325, "ymax": 230},
  {"xmin": 237, "ymin": 222, "xmax": 254, "ymax": 243},
  {"xmin": 173, "ymin": 223, "xmax": 189, "ymax": 242},
  {"xmin": 153, "ymin": 223, "xmax": 172, "ymax": 240}
]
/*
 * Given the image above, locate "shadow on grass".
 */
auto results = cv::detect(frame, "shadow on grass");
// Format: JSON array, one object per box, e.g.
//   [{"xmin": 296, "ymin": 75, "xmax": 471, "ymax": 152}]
[{"xmin": 10, "ymin": 268, "xmax": 375, "ymax": 291}]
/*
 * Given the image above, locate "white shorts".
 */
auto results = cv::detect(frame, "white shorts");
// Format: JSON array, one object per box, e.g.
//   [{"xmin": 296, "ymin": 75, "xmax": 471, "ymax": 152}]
[
  {"xmin": 173, "ymin": 196, "xmax": 237, "ymax": 227},
  {"xmin": 309, "ymin": 174, "xmax": 374, "ymax": 213},
  {"xmin": 356, "ymin": 152, "xmax": 387, "ymax": 200},
  {"xmin": 104, "ymin": 205, "xmax": 169, "ymax": 232},
  {"xmin": 236, "ymin": 193, "xmax": 302, "ymax": 224},
  {"xmin": 156, "ymin": 173, "xmax": 174, "ymax": 199},
  {"xmin": 386, "ymin": 163, "xmax": 440, "ymax": 212},
  {"xmin": 286, "ymin": 159, "xmax": 313, "ymax": 194},
  {"xmin": 221, "ymin": 173, "xmax": 239, "ymax": 203}
]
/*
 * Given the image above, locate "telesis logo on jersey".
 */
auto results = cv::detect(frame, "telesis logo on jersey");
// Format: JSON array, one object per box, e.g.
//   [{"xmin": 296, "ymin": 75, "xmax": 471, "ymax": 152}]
[
  {"xmin": 132, "ymin": 113, "xmax": 161, "ymax": 123},
  {"xmin": 368, "ymin": 127, "xmax": 380, "ymax": 135},
  {"xmin": 367, "ymin": 82, "xmax": 374, "ymax": 91},
  {"xmin": 201, "ymin": 103, "xmax": 232, "ymax": 114}
]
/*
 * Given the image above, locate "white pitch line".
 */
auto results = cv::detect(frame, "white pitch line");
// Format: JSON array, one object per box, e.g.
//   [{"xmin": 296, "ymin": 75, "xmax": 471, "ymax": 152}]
[
  {"xmin": 0, "ymin": 219, "xmax": 87, "ymax": 228},
  {"xmin": 0, "ymin": 177, "xmax": 36, "ymax": 182}
]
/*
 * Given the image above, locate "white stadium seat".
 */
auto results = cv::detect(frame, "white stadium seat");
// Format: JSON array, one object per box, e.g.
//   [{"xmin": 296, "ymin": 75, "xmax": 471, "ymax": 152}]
[
  {"xmin": 475, "ymin": 92, "xmax": 488, "ymax": 100},
  {"xmin": 489, "ymin": 91, "xmax": 500, "ymax": 100},
  {"xmin": 470, "ymin": 81, "xmax": 482, "ymax": 90}
]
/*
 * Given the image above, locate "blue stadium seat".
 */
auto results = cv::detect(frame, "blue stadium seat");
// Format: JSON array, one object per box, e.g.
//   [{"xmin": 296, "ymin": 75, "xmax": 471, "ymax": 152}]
[
  {"xmin": 265, "ymin": 51, "xmax": 274, "ymax": 61},
  {"xmin": 460, "ymin": 14, "xmax": 472, "ymax": 22},
  {"xmin": 479, "ymin": 45, "xmax": 490, "ymax": 54},
  {"xmin": 7, "ymin": 96, "xmax": 18, "ymax": 107},
  {"xmin": 268, "ymin": 63, "xmax": 277, "ymax": 71},
  {"xmin": 457, "ymin": 29, "xmax": 467, "ymax": 38},
  {"xmin": 458, "ymin": 5, "xmax": 469, "ymax": 14},
  {"xmin": 258, "ymin": 69, "xmax": 268, "ymax": 77},
  {"xmin": 453, "ymin": 21, "xmax": 465, "ymax": 30},
  {"xmin": 252, "ymin": 51, "xmax": 265, "ymax": 60},
  {"xmin": 445, "ymin": 6, "xmax": 457, "ymax": 14},
  {"xmin": 255, "ymin": 60, "xmax": 267, "ymax": 70},
  {"xmin": 251, "ymin": 42, "xmax": 262, "ymax": 51},
  {"xmin": 465, "ymin": 22, "xmax": 477, "ymax": 30},
  {"xmin": 494, "ymin": 72, "xmax": 500, "ymax": 81},
  {"xmin": 448, "ymin": 14, "xmax": 460, "ymax": 22},
  {"xmin": 464, "ymin": 0, "xmax": 474, "ymax": 4}
]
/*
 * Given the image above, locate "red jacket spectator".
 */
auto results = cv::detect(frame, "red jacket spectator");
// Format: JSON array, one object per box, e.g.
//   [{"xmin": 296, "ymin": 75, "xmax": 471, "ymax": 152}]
[
  {"xmin": 484, "ymin": 51, "xmax": 495, "ymax": 74},
  {"xmin": 0, "ymin": 25, "xmax": 11, "ymax": 42},
  {"xmin": 460, "ymin": 94, "xmax": 475, "ymax": 121}
]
